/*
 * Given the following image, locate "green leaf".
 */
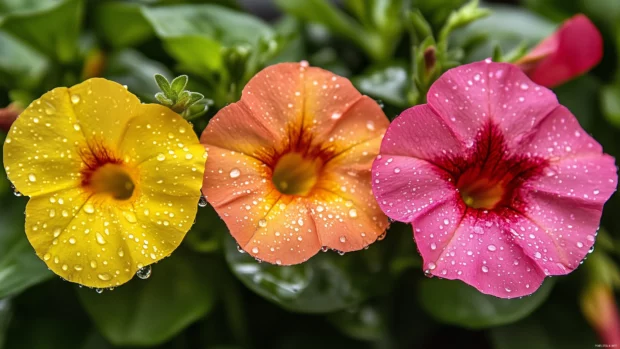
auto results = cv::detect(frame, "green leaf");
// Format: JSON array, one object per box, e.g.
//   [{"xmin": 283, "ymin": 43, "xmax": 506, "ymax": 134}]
[
  {"xmin": 553, "ymin": 74, "xmax": 601, "ymax": 131},
  {"xmin": 0, "ymin": 0, "xmax": 83, "ymax": 63},
  {"xmin": 418, "ymin": 278, "xmax": 554, "ymax": 329},
  {"xmin": 170, "ymin": 75, "xmax": 189, "ymax": 96},
  {"xmin": 104, "ymin": 50, "xmax": 173, "ymax": 102},
  {"xmin": 225, "ymin": 236, "xmax": 392, "ymax": 313},
  {"xmin": 439, "ymin": 0, "xmax": 491, "ymax": 45},
  {"xmin": 353, "ymin": 63, "xmax": 410, "ymax": 108},
  {"xmin": 0, "ymin": 299, "xmax": 11, "ymax": 349},
  {"xmin": 327, "ymin": 303, "xmax": 387, "ymax": 341},
  {"xmin": 452, "ymin": 5, "xmax": 555, "ymax": 63},
  {"xmin": 274, "ymin": 0, "xmax": 384, "ymax": 61},
  {"xmin": 490, "ymin": 289, "xmax": 598, "ymax": 349},
  {"xmin": 602, "ymin": 84, "xmax": 620, "ymax": 130},
  {"xmin": 0, "ymin": 31, "xmax": 49, "ymax": 90},
  {"xmin": 0, "ymin": 198, "xmax": 53, "ymax": 300},
  {"xmin": 142, "ymin": 4, "xmax": 274, "ymax": 74},
  {"xmin": 78, "ymin": 252, "xmax": 217, "ymax": 346},
  {"xmin": 94, "ymin": 2, "xmax": 153, "ymax": 48}
]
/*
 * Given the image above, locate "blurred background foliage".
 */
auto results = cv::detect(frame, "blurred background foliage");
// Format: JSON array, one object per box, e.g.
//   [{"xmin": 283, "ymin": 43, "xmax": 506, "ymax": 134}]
[{"xmin": 0, "ymin": 0, "xmax": 619, "ymax": 348}]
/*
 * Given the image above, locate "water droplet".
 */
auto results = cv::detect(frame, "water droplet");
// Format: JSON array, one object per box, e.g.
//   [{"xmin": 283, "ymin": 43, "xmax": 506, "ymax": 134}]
[
  {"xmin": 28, "ymin": 173, "xmax": 36, "ymax": 182},
  {"xmin": 71, "ymin": 95, "xmax": 81, "ymax": 104},
  {"xmin": 430, "ymin": 243, "xmax": 437, "ymax": 250},
  {"xmin": 534, "ymin": 252, "xmax": 542, "ymax": 259},
  {"xmin": 251, "ymin": 247, "xmax": 259, "ymax": 254},
  {"xmin": 481, "ymin": 265, "xmax": 489, "ymax": 273},
  {"xmin": 123, "ymin": 211, "xmax": 137, "ymax": 223},
  {"xmin": 576, "ymin": 241, "xmax": 584, "ymax": 248},
  {"xmin": 258, "ymin": 219, "xmax": 267, "ymax": 228},
  {"xmin": 95, "ymin": 288, "xmax": 104, "ymax": 294},
  {"xmin": 377, "ymin": 232, "xmax": 387, "ymax": 241},
  {"xmin": 84, "ymin": 203, "xmax": 95, "ymax": 214},
  {"xmin": 339, "ymin": 236, "xmax": 346, "ymax": 243},
  {"xmin": 97, "ymin": 273, "xmax": 111, "ymax": 281},
  {"xmin": 230, "ymin": 168, "xmax": 241, "ymax": 178},
  {"xmin": 198, "ymin": 194, "xmax": 207, "ymax": 207},
  {"xmin": 69, "ymin": 237, "xmax": 76, "ymax": 245},
  {"xmin": 427, "ymin": 262, "xmax": 436, "ymax": 270},
  {"xmin": 96, "ymin": 233, "xmax": 106, "ymax": 245},
  {"xmin": 331, "ymin": 112, "xmax": 341, "ymax": 120},
  {"xmin": 11, "ymin": 184, "xmax": 21, "ymax": 196},
  {"xmin": 275, "ymin": 259, "xmax": 282, "ymax": 265},
  {"xmin": 393, "ymin": 168, "xmax": 401, "ymax": 174},
  {"xmin": 73, "ymin": 123, "xmax": 81, "ymax": 131},
  {"xmin": 321, "ymin": 246, "xmax": 329, "ymax": 252},
  {"xmin": 348, "ymin": 209, "xmax": 357, "ymax": 218},
  {"xmin": 236, "ymin": 245, "xmax": 245, "ymax": 253},
  {"xmin": 136, "ymin": 265, "xmax": 152, "ymax": 279},
  {"xmin": 487, "ymin": 244, "xmax": 497, "ymax": 252},
  {"xmin": 156, "ymin": 153, "xmax": 166, "ymax": 161}
]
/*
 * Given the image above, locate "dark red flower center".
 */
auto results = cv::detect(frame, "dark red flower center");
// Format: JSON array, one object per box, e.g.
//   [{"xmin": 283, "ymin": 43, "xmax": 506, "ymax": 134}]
[
  {"xmin": 445, "ymin": 122, "xmax": 548, "ymax": 210},
  {"xmin": 79, "ymin": 141, "xmax": 135, "ymax": 201}
]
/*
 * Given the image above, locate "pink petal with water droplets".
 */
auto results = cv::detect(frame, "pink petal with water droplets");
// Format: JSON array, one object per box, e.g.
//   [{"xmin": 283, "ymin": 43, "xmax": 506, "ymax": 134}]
[
  {"xmin": 421, "ymin": 209, "xmax": 546, "ymax": 298},
  {"xmin": 427, "ymin": 61, "xmax": 558, "ymax": 150},
  {"xmin": 372, "ymin": 155, "xmax": 458, "ymax": 223}
]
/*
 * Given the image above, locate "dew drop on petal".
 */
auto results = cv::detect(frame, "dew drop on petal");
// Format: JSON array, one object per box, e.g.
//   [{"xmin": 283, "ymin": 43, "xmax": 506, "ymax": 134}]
[
  {"xmin": 230, "ymin": 168, "xmax": 241, "ymax": 178},
  {"xmin": 198, "ymin": 194, "xmax": 208, "ymax": 208},
  {"xmin": 481, "ymin": 265, "xmax": 489, "ymax": 273},
  {"xmin": 84, "ymin": 203, "xmax": 95, "ymax": 214},
  {"xmin": 28, "ymin": 174, "xmax": 36, "ymax": 182},
  {"xmin": 156, "ymin": 153, "xmax": 166, "ymax": 161},
  {"xmin": 487, "ymin": 244, "xmax": 497, "ymax": 252},
  {"xmin": 258, "ymin": 219, "xmax": 267, "ymax": 228},
  {"xmin": 339, "ymin": 236, "xmax": 346, "ymax": 243},
  {"xmin": 251, "ymin": 247, "xmax": 259, "ymax": 254},
  {"xmin": 71, "ymin": 94, "xmax": 81, "ymax": 104}
]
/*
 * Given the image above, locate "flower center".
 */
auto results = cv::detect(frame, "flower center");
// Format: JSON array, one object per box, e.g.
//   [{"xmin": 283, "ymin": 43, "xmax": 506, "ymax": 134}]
[
  {"xmin": 458, "ymin": 176, "xmax": 505, "ymax": 210},
  {"xmin": 272, "ymin": 152, "xmax": 322, "ymax": 196},
  {"xmin": 88, "ymin": 163, "xmax": 135, "ymax": 200}
]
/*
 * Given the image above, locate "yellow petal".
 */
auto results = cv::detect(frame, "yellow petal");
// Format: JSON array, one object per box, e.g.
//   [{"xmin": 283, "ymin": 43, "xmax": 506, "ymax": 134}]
[
  {"xmin": 68, "ymin": 78, "xmax": 140, "ymax": 148},
  {"xmin": 4, "ymin": 87, "xmax": 85, "ymax": 196},
  {"xmin": 25, "ymin": 187, "xmax": 136, "ymax": 288}
]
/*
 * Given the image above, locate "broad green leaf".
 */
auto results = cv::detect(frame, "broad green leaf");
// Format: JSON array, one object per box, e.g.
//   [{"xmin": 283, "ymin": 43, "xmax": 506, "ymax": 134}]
[
  {"xmin": 78, "ymin": 251, "xmax": 217, "ymax": 346},
  {"xmin": 0, "ymin": 0, "xmax": 83, "ymax": 63},
  {"xmin": 225, "ymin": 235, "xmax": 392, "ymax": 313},
  {"xmin": 142, "ymin": 4, "xmax": 273, "ymax": 73},
  {"xmin": 94, "ymin": 2, "xmax": 153, "ymax": 48},
  {"xmin": 103, "ymin": 49, "xmax": 173, "ymax": 102},
  {"xmin": 418, "ymin": 278, "xmax": 554, "ymax": 329},
  {"xmin": 0, "ymin": 32, "xmax": 49, "ymax": 90},
  {"xmin": 353, "ymin": 63, "xmax": 410, "ymax": 108},
  {"xmin": 490, "ymin": 289, "xmax": 598, "ymax": 349},
  {"xmin": 274, "ymin": 0, "xmax": 384, "ymax": 61},
  {"xmin": 602, "ymin": 84, "xmax": 620, "ymax": 130},
  {"xmin": 0, "ymin": 198, "xmax": 53, "ymax": 300},
  {"xmin": 0, "ymin": 0, "xmax": 59, "ymax": 16},
  {"xmin": 327, "ymin": 303, "xmax": 387, "ymax": 341},
  {"xmin": 452, "ymin": 5, "xmax": 555, "ymax": 62}
]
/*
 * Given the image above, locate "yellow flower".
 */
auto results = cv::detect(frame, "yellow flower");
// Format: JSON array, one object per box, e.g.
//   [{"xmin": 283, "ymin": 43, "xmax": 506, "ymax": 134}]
[{"xmin": 3, "ymin": 78, "xmax": 206, "ymax": 288}]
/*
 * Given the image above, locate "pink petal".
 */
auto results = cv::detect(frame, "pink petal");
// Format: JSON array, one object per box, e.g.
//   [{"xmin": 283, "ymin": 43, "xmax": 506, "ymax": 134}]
[
  {"xmin": 427, "ymin": 61, "xmax": 558, "ymax": 150},
  {"xmin": 517, "ymin": 14, "xmax": 603, "ymax": 88},
  {"xmin": 419, "ymin": 208, "xmax": 547, "ymax": 298},
  {"xmin": 371, "ymin": 155, "xmax": 458, "ymax": 223}
]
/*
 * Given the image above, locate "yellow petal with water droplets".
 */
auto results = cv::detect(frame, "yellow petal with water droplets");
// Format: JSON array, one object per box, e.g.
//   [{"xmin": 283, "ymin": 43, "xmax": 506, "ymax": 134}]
[
  {"xmin": 25, "ymin": 187, "xmax": 138, "ymax": 288},
  {"xmin": 118, "ymin": 103, "xmax": 206, "ymax": 196},
  {"xmin": 3, "ymin": 87, "xmax": 85, "ymax": 197},
  {"xmin": 68, "ymin": 78, "xmax": 140, "ymax": 147}
]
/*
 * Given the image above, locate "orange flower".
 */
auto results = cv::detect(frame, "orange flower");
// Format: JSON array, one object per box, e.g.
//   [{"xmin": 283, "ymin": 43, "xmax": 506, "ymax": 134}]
[{"xmin": 201, "ymin": 62, "xmax": 389, "ymax": 265}]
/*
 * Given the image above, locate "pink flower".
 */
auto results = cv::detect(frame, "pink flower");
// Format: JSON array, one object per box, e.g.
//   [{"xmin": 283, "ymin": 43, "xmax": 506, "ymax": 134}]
[
  {"xmin": 516, "ymin": 14, "xmax": 603, "ymax": 88},
  {"xmin": 372, "ymin": 60, "xmax": 617, "ymax": 298}
]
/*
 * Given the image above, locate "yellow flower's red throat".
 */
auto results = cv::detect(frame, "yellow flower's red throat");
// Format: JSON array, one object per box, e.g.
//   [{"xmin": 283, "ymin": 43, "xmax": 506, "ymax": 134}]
[
  {"xmin": 272, "ymin": 152, "xmax": 322, "ymax": 196},
  {"xmin": 79, "ymin": 142, "xmax": 136, "ymax": 201}
]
